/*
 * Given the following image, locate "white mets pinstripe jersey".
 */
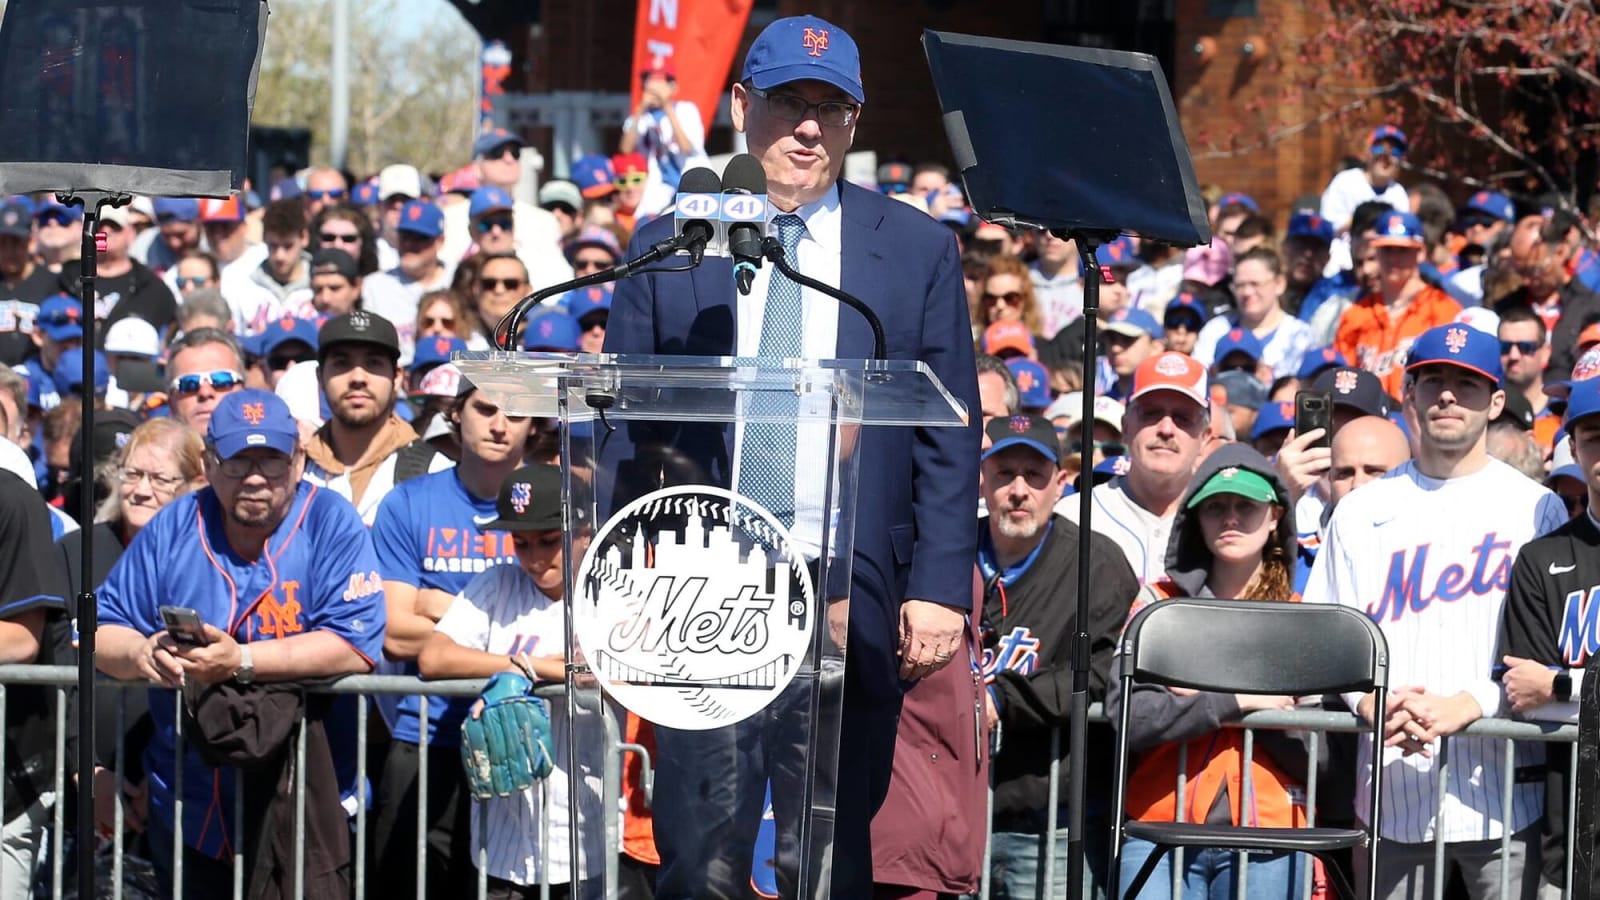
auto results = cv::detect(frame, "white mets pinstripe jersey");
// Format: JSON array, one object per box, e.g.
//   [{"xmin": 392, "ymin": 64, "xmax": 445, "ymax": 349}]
[
  {"xmin": 435, "ymin": 563, "xmax": 606, "ymax": 886},
  {"xmin": 1303, "ymin": 458, "xmax": 1567, "ymax": 843},
  {"xmin": 1056, "ymin": 475, "xmax": 1174, "ymax": 586}
]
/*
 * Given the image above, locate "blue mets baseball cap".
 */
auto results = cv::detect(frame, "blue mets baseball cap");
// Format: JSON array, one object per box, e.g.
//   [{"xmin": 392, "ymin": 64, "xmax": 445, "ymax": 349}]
[
  {"xmin": 1405, "ymin": 323, "xmax": 1503, "ymax": 385},
  {"xmin": 1164, "ymin": 293, "xmax": 1208, "ymax": 330},
  {"xmin": 983, "ymin": 414, "xmax": 1061, "ymax": 464},
  {"xmin": 570, "ymin": 155, "xmax": 617, "ymax": 199},
  {"xmin": 1297, "ymin": 346, "xmax": 1348, "ymax": 380},
  {"xmin": 1250, "ymin": 400, "xmax": 1296, "ymax": 441},
  {"xmin": 351, "ymin": 182, "xmax": 379, "ymax": 207},
  {"xmin": 1217, "ymin": 192, "xmax": 1259, "ymax": 213},
  {"xmin": 1370, "ymin": 210, "xmax": 1425, "ymax": 248},
  {"xmin": 53, "ymin": 347, "xmax": 110, "ymax": 396},
  {"xmin": 1286, "ymin": 213, "xmax": 1335, "ymax": 244},
  {"xmin": 207, "ymin": 389, "xmax": 299, "ymax": 459},
  {"xmin": 38, "ymin": 294, "xmax": 83, "ymax": 343},
  {"xmin": 1369, "ymin": 124, "xmax": 1408, "ymax": 154},
  {"xmin": 523, "ymin": 312, "xmax": 581, "ymax": 352},
  {"xmin": 742, "ymin": 15, "xmax": 864, "ymax": 104},
  {"xmin": 34, "ymin": 199, "xmax": 82, "ymax": 226},
  {"xmin": 1463, "ymin": 190, "xmax": 1514, "ymax": 225},
  {"xmin": 568, "ymin": 284, "xmax": 613, "ymax": 325},
  {"xmin": 410, "ymin": 335, "xmax": 467, "ymax": 374},
  {"xmin": 259, "ymin": 316, "xmax": 320, "ymax": 359},
  {"xmin": 1213, "ymin": 328, "xmax": 1265, "ymax": 367},
  {"xmin": 473, "ymin": 128, "xmax": 524, "ymax": 159},
  {"xmin": 1095, "ymin": 236, "xmax": 1140, "ymax": 270},
  {"xmin": 1104, "ymin": 307, "xmax": 1163, "ymax": 340},
  {"xmin": 397, "ymin": 201, "xmax": 444, "ymax": 239},
  {"xmin": 1563, "ymin": 378, "xmax": 1600, "ymax": 431},
  {"xmin": 153, "ymin": 197, "xmax": 200, "ymax": 224},
  {"xmin": 468, "ymin": 186, "xmax": 515, "ymax": 220},
  {"xmin": 1006, "ymin": 358, "xmax": 1051, "ymax": 410}
]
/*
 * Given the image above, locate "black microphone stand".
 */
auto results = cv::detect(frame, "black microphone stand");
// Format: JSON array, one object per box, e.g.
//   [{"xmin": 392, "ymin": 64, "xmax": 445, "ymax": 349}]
[
  {"xmin": 1064, "ymin": 228, "xmax": 1115, "ymax": 900},
  {"xmin": 759, "ymin": 236, "xmax": 887, "ymax": 361},
  {"xmin": 56, "ymin": 188, "xmax": 131, "ymax": 900}
]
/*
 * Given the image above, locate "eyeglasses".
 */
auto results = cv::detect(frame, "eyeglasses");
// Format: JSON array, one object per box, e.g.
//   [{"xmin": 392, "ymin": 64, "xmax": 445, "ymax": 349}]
[
  {"xmin": 268, "ymin": 353, "xmax": 316, "ymax": 371},
  {"xmin": 749, "ymin": 86, "xmax": 859, "ymax": 128},
  {"xmin": 176, "ymin": 276, "xmax": 212, "ymax": 290},
  {"xmin": 1370, "ymin": 143, "xmax": 1404, "ymax": 160},
  {"xmin": 213, "ymin": 454, "xmax": 293, "ymax": 480},
  {"xmin": 308, "ymin": 189, "xmax": 346, "ymax": 201},
  {"xmin": 573, "ymin": 258, "xmax": 612, "ymax": 273},
  {"xmin": 120, "ymin": 466, "xmax": 185, "ymax": 494},
  {"xmin": 613, "ymin": 172, "xmax": 647, "ymax": 188},
  {"xmin": 1499, "ymin": 339, "xmax": 1541, "ymax": 355},
  {"xmin": 37, "ymin": 212, "xmax": 75, "ymax": 227},
  {"xmin": 38, "ymin": 311, "xmax": 81, "ymax": 326},
  {"xmin": 486, "ymin": 145, "xmax": 521, "ymax": 162},
  {"xmin": 170, "ymin": 369, "xmax": 245, "ymax": 395},
  {"xmin": 475, "ymin": 217, "xmax": 514, "ymax": 234},
  {"xmin": 421, "ymin": 315, "xmax": 455, "ymax": 328},
  {"xmin": 480, "ymin": 277, "xmax": 525, "ymax": 292},
  {"xmin": 1461, "ymin": 214, "xmax": 1499, "ymax": 231},
  {"xmin": 982, "ymin": 291, "xmax": 1023, "ymax": 305},
  {"xmin": 1069, "ymin": 440, "xmax": 1128, "ymax": 458},
  {"xmin": 318, "ymin": 231, "xmax": 361, "ymax": 245}
]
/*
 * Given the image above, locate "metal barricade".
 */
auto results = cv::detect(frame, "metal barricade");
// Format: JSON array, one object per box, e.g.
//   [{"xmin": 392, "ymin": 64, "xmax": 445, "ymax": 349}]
[
  {"xmin": 980, "ymin": 705, "xmax": 1581, "ymax": 900},
  {"xmin": 0, "ymin": 666, "xmax": 624, "ymax": 900}
]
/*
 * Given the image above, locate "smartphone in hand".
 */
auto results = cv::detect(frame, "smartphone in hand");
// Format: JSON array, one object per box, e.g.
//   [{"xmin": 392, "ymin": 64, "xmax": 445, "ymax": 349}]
[
  {"xmin": 159, "ymin": 606, "xmax": 210, "ymax": 647},
  {"xmin": 1295, "ymin": 390, "xmax": 1333, "ymax": 449}
]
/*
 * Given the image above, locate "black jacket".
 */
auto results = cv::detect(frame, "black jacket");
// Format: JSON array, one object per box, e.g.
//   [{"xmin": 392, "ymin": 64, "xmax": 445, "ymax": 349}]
[{"xmin": 979, "ymin": 512, "xmax": 1139, "ymax": 820}]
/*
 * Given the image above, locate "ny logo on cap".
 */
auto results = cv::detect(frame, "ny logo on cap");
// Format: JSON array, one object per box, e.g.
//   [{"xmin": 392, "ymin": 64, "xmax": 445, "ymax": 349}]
[
  {"xmin": 803, "ymin": 27, "xmax": 829, "ymax": 57},
  {"xmin": 1015, "ymin": 369, "xmax": 1036, "ymax": 391},
  {"xmin": 1154, "ymin": 354, "xmax": 1191, "ymax": 377},
  {"xmin": 242, "ymin": 402, "xmax": 266, "ymax": 425},
  {"xmin": 1444, "ymin": 327, "xmax": 1469, "ymax": 354},
  {"xmin": 1111, "ymin": 456, "xmax": 1132, "ymax": 476},
  {"xmin": 349, "ymin": 312, "xmax": 371, "ymax": 330},
  {"xmin": 407, "ymin": 205, "xmax": 422, "ymax": 221},
  {"xmin": 278, "ymin": 316, "xmax": 296, "ymax": 331},
  {"xmin": 1008, "ymin": 416, "xmax": 1030, "ymax": 434},
  {"xmin": 1387, "ymin": 217, "xmax": 1408, "ymax": 236},
  {"xmin": 510, "ymin": 481, "xmax": 532, "ymax": 514},
  {"xmin": 1334, "ymin": 370, "xmax": 1358, "ymax": 394},
  {"xmin": 434, "ymin": 338, "xmax": 452, "ymax": 354},
  {"xmin": 1573, "ymin": 347, "xmax": 1600, "ymax": 381},
  {"xmin": 1473, "ymin": 192, "xmax": 1488, "ymax": 205}
]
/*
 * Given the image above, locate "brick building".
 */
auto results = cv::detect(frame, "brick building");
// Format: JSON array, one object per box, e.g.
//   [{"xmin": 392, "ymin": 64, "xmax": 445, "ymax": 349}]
[{"xmin": 455, "ymin": 0, "xmax": 1362, "ymax": 222}]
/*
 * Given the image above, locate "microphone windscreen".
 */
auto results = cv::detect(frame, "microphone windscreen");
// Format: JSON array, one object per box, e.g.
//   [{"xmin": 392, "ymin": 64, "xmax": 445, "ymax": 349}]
[
  {"xmin": 721, "ymin": 154, "xmax": 768, "ymax": 196},
  {"xmin": 677, "ymin": 166, "xmax": 722, "ymax": 195}
]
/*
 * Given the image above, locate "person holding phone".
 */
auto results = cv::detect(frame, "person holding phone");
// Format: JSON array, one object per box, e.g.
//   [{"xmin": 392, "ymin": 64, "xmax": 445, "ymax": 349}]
[{"xmin": 95, "ymin": 389, "xmax": 387, "ymax": 899}]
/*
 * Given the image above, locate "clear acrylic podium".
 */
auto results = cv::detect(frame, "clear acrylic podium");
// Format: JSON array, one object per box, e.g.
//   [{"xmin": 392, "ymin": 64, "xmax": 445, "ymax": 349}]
[{"xmin": 453, "ymin": 351, "xmax": 969, "ymax": 900}]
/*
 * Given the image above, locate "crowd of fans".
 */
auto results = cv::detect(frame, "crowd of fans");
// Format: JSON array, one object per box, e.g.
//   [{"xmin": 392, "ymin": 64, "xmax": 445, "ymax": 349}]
[{"xmin": 0, "ymin": 109, "xmax": 1596, "ymax": 900}]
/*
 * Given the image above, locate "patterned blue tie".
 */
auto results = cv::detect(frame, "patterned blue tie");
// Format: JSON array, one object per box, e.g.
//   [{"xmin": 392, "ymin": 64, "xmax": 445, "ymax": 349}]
[{"xmin": 740, "ymin": 214, "xmax": 805, "ymax": 528}]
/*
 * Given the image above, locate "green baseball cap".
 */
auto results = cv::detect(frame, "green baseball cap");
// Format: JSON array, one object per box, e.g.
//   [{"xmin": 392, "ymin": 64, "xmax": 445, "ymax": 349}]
[{"xmin": 1186, "ymin": 466, "xmax": 1277, "ymax": 509}]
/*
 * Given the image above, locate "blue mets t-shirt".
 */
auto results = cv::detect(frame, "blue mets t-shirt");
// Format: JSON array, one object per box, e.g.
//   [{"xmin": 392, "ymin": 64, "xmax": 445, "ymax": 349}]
[{"xmin": 372, "ymin": 468, "xmax": 515, "ymax": 745}]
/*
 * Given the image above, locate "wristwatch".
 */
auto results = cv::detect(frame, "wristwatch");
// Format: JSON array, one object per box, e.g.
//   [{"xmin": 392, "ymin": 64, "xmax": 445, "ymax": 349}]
[
  {"xmin": 234, "ymin": 644, "xmax": 255, "ymax": 685},
  {"xmin": 1553, "ymin": 669, "xmax": 1572, "ymax": 702}
]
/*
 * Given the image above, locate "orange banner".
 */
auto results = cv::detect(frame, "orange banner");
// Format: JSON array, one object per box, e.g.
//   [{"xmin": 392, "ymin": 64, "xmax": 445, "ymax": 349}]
[{"xmin": 630, "ymin": 0, "xmax": 754, "ymax": 129}]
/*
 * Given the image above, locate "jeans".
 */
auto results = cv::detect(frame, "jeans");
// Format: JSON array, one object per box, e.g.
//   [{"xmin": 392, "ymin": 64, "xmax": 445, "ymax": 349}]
[
  {"xmin": 989, "ymin": 814, "xmax": 1109, "ymax": 900},
  {"xmin": 1118, "ymin": 836, "xmax": 1308, "ymax": 900}
]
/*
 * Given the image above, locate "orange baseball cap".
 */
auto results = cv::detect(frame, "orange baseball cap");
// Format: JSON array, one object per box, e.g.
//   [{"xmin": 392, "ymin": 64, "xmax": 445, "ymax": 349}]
[
  {"xmin": 1131, "ymin": 352, "xmax": 1209, "ymax": 406},
  {"xmin": 982, "ymin": 320, "xmax": 1034, "ymax": 358}
]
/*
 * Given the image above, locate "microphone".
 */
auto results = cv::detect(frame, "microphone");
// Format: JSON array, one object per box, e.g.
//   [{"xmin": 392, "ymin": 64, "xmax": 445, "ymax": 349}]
[
  {"xmin": 672, "ymin": 166, "xmax": 722, "ymax": 265},
  {"xmin": 721, "ymin": 154, "xmax": 769, "ymax": 296}
]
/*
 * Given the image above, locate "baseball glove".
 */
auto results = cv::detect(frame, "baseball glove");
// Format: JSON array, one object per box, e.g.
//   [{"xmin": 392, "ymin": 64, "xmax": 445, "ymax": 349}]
[{"xmin": 460, "ymin": 672, "xmax": 555, "ymax": 799}]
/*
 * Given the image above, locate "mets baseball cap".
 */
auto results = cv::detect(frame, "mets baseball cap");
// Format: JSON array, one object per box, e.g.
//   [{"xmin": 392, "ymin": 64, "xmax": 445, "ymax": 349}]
[
  {"xmin": 1369, "ymin": 124, "xmax": 1408, "ymax": 154},
  {"xmin": 351, "ymin": 182, "xmax": 380, "ymax": 207},
  {"xmin": 207, "ymin": 389, "xmax": 299, "ymax": 459},
  {"xmin": 411, "ymin": 362, "xmax": 463, "ymax": 400},
  {"xmin": 1131, "ymin": 352, "xmax": 1209, "ymax": 407},
  {"xmin": 1216, "ymin": 192, "xmax": 1259, "ymax": 213},
  {"xmin": 1547, "ymin": 345, "xmax": 1600, "ymax": 401},
  {"xmin": 1285, "ymin": 213, "xmax": 1334, "ymax": 244},
  {"xmin": 38, "ymin": 295, "xmax": 83, "ymax": 342},
  {"xmin": 523, "ymin": 312, "xmax": 581, "ymax": 352},
  {"xmin": 1164, "ymin": 293, "xmax": 1208, "ymax": 329},
  {"xmin": 153, "ymin": 198, "xmax": 200, "ymax": 224},
  {"xmin": 1297, "ymin": 347, "xmax": 1348, "ymax": 380},
  {"xmin": 982, "ymin": 414, "xmax": 1061, "ymax": 464},
  {"xmin": 473, "ymin": 129, "xmax": 524, "ymax": 159},
  {"xmin": 468, "ymin": 186, "xmax": 515, "ymax": 220},
  {"xmin": 1094, "ymin": 236, "xmax": 1140, "ymax": 271},
  {"xmin": 1463, "ymin": 190, "xmax": 1515, "ymax": 225},
  {"xmin": 318, "ymin": 311, "xmax": 401, "ymax": 362},
  {"xmin": 410, "ymin": 335, "xmax": 466, "ymax": 374},
  {"xmin": 1370, "ymin": 210, "xmax": 1425, "ymax": 248},
  {"xmin": 570, "ymin": 155, "xmax": 617, "ymax": 199},
  {"xmin": 397, "ymin": 201, "xmax": 444, "ymax": 239},
  {"xmin": 1213, "ymin": 328, "xmax": 1265, "ymax": 368},
  {"xmin": 1404, "ymin": 323, "xmax": 1503, "ymax": 385},
  {"xmin": 1311, "ymin": 366, "xmax": 1390, "ymax": 417},
  {"xmin": 568, "ymin": 284, "xmax": 613, "ymax": 325},
  {"xmin": 1250, "ymin": 400, "xmax": 1296, "ymax": 441},
  {"xmin": 1562, "ymin": 377, "xmax": 1600, "ymax": 431},
  {"xmin": 1104, "ymin": 308, "xmax": 1163, "ymax": 340},
  {"xmin": 1006, "ymin": 358, "xmax": 1051, "ymax": 410},
  {"xmin": 1187, "ymin": 465, "xmax": 1278, "ymax": 509},
  {"xmin": 0, "ymin": 200, "xmax": 31, "ymax": 238},
  {"xmin": 982, "ymin": 320, "xmax": 1034, "ymax": 358},
  {"xmin": 259, "ymin": 316, "xmax": 320, "ymax": 357},
  {"xmin": 53, "ymin": 348, "xmax": 110, "ymax": 396},
  {"xmin": 742, "ymin": 15, "xmax": 864, "ymax": 104},
  {"xmin": 478, "ymin": 465, "xmax": 567, "ymax": 532}
]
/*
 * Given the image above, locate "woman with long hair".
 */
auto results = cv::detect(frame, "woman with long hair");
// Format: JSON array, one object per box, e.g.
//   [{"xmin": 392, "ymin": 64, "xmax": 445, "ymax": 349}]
[
  {"xmin": 980, "ymin": 253, "xmax": 1045, "ymax": 336},
  {"xmin": 310, "ymin": 204, "xmax": 381, "ymax": 276},
  {"xmin": 1106, "ymin": 443, "xmax": 1310, "ymax": 900}
]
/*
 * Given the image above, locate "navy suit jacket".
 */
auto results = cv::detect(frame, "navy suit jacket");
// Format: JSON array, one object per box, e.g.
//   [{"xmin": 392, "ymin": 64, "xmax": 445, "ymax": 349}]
[{"xmin": 602, "ymin": 180, "xmax": 981, "ymax": 701}]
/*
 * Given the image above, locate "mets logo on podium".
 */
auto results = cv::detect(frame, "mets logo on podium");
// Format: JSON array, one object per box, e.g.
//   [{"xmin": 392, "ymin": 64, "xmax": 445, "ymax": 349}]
[{"xmin": 573, "ymin": 485, "xmax": 815, "ymax": 731}]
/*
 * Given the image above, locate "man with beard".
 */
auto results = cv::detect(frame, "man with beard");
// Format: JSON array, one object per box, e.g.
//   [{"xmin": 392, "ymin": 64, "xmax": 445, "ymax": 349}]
[
  {"xmin": 96, "ymin": 389, "xmax": 386, "ymax": 898},
  {"xmin": 0, "ymin": 200, "xmax": 63, "ymax": 366},
  {"xmin": 980, "ymin": 413, "xmax": 1139, "ymax": 898},
  {"xmin": 303, "ymin": 312, "xmax": 449, "ymax": 525}
]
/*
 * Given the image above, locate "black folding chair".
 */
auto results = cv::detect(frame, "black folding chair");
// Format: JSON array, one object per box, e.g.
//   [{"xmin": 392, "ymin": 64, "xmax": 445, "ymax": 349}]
[{"xmin": 1109, "ymin": 597, "xmax": 1388, "ymax": 900}]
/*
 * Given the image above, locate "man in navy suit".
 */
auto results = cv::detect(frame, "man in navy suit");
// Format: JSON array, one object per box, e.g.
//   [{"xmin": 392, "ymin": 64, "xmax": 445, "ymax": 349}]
[{"xmin": 604, "ymin": 14, "xmax": 980, "ymax": 898}]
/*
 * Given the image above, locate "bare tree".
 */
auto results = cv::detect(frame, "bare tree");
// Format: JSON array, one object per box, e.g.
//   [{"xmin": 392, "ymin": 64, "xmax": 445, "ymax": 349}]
[{"xmin": 253, "ymin": 0, "xmax": 480, "ymax": 176}]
